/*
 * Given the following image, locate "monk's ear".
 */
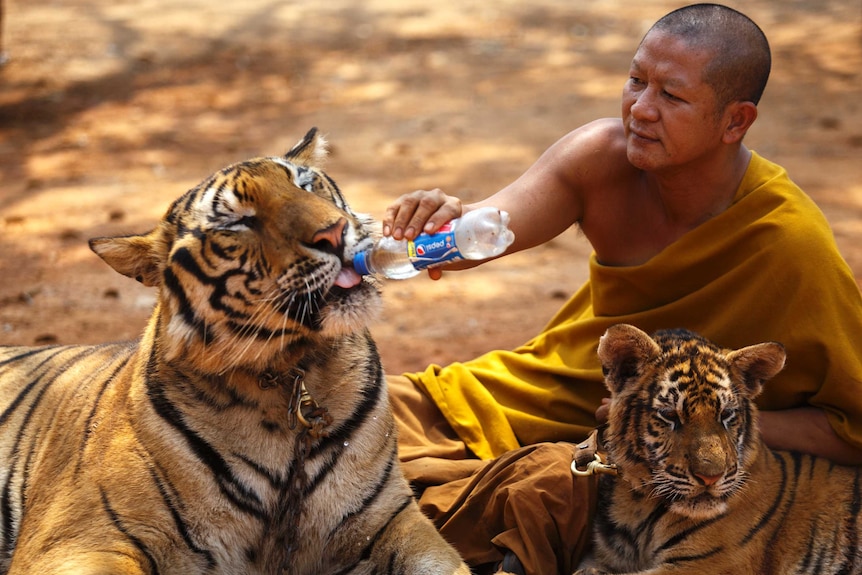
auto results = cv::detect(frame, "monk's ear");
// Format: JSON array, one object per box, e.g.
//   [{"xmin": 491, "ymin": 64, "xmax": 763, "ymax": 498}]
[
  {"xmin": 721, "ymin": 101, "xmax": 758, "ymax": 144},
  {"xmin": 597, "ymin": 324, "xmax": 660, "ymax": 395}
]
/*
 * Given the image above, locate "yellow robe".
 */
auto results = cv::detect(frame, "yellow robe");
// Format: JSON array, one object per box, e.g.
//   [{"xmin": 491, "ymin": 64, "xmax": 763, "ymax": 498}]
[{"xmin": 406, "ymin": 152, "xmax": 862, "ymax": 459}]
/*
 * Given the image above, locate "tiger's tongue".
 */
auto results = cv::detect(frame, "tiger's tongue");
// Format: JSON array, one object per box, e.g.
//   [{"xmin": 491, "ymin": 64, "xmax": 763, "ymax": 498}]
[{"xmin": 334, "ymin": 267, "xmax": 362, "ymax": 289}]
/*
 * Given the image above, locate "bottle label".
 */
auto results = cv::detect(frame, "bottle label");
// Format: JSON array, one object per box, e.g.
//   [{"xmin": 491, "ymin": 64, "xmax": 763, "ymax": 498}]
[{"xmin": 406, "ymin": 223, "xmax": 464, "ymax": 270}]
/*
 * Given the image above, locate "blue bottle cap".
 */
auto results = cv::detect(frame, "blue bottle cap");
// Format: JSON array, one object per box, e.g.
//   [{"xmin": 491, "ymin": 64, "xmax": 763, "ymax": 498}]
[{"xmin": 353, "ymin": 251, "xmax": 371, "ymax": 276}]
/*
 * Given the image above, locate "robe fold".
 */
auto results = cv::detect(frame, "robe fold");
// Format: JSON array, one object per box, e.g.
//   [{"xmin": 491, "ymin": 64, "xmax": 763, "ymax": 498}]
[{"xmin": 405, "ymin": 152, "xmax": 862, "ymax": 459}]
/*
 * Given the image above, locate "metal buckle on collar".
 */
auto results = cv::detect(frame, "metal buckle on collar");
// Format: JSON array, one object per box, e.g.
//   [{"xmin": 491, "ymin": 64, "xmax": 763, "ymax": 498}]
[
  {"xmin": 286, "ymin": 368, "xmax": 332, "ymax": 438},
  {"xmin": 571, "ymin": 453, "xmax": 618, "ymax": 477},
  {"xmin": 571, "ymin": 429, "xmax": 619, "ymax": 477}
]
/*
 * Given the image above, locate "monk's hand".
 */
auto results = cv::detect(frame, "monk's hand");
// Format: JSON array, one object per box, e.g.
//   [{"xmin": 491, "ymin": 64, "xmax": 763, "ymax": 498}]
[
  {"xmin": 595, "ymin": 398, "xmax": 611, "ymax": 424},
  {"xmin": 383, "ymin": 188, "xmax": 462, "ymax": 241}
]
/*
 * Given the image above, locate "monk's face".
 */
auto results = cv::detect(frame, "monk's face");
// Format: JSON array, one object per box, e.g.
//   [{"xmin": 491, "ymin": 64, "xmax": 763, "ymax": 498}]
[{"xmin": 621, "ymin": 31, "xmax": 728, "ymax": 173}]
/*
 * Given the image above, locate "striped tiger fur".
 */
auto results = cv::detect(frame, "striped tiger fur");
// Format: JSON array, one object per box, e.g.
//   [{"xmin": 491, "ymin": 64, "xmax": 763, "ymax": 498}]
[
  {"xmin": 0, "ymin": 128, "xmax": 469, "ymax": 575},
  {"xmin": 576, "ymin": 324, "xmax": 862, "ymax": 575}
]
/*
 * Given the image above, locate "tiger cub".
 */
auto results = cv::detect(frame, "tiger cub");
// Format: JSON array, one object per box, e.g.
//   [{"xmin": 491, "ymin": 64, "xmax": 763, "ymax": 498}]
[
  {"xmin": 0, "ymin": 128, "xmax": 470, "ymax": 575},
  {"xmin": 576, "ymin": 324, "xmax": 862, "ymax": 575}
]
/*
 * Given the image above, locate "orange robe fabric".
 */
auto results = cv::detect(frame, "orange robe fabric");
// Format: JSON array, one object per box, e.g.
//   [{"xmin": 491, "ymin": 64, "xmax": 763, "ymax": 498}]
[{"xmin": 405, "ymin": 152, "xmax": 862, "ymax": 459}]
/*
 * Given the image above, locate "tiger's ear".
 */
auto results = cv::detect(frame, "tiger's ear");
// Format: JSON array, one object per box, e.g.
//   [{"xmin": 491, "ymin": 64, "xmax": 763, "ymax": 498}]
[
  {"xmin": 285, "ymin": 127, "xmax": 328, "ymax": 167},
  {"xmin": 89, "ymin": 228, "xmax": 167, "ymax": 287},
  {"xmin": 726, "ymin": 342, "xmax": 786, "ymax": 399},
  {"xmin": 597, "ymin": 324, "xmax": 661, "ymax": 395}
]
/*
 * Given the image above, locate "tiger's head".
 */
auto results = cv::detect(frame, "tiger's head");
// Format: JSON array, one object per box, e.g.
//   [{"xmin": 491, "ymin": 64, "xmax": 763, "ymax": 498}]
[
  {"xmin": 597, "ymin": 324, "xmax": 786, "ymax": 520},
  {"xmin": 90, "ymin": 128, "xmax": 381, "ymax": 373}
]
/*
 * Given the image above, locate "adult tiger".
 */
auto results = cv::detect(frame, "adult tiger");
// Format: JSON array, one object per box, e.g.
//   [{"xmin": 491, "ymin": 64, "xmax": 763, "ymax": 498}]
[
  {"xmin": 576, "ymin": 324, "xmax": 862, "ymax": 575},
  {"xmin": 0, "ymin": 128, "xmax": 470, "ymax": 575}
]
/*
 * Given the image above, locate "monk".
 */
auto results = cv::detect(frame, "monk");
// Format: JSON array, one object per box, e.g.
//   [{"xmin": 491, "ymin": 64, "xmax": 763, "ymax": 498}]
[{"xmin": 382, "ymin": 4, "xmax": 862, "ymax": 574}]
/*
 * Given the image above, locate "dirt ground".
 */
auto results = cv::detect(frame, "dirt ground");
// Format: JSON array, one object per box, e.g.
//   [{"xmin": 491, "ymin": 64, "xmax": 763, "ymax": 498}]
[{"xmin": 0, "ymin": 0, "xmax": 860, "ymax": 375}]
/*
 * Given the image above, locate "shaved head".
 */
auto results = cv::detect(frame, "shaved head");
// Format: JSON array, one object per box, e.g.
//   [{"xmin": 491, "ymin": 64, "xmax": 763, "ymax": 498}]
[{"xmin": 644, "ymin": 4, "xmax": 771, "ymax": 107}]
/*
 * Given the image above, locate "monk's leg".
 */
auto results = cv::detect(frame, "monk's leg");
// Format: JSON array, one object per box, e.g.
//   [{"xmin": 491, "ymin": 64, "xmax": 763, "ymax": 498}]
[
  {"xmin": 418, "ymin": 442, "xmax": 596, "ymax": 574},
  {"xmin": 389, "ymin": 374, "xmax": 484, "ymax": 484},
  {"xmin": 388, "ymin": 375, "xmax": 595, "ymax": 574}
]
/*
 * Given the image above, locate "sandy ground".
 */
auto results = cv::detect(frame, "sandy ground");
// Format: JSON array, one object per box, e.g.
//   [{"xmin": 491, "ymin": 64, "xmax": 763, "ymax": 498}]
[{"xmin": 0, "ymin": 0, "xmax": 860, "ymax": 375}]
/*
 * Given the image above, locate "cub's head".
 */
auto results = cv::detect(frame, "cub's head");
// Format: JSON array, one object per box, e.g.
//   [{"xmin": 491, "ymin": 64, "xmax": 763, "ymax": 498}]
[
  {"xmin": 597, "ymin": 324, "xmax": 785, "ymax": 519},
  {"xmin": 90, "ymin": 128, "xmax": 380, "ymax": 372}
]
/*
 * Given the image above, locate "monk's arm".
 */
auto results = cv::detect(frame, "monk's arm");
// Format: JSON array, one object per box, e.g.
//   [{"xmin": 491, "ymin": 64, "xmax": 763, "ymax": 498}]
[{"xmin": 759, "ymin": 407, "xmax": 862, "ymax": 466}]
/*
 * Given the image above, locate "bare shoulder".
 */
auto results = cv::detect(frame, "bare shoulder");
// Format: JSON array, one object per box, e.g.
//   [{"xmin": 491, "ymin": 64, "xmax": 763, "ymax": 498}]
[
  {"xmin": 550, "ymin": 118, "xmax": 630, "ymax": 185},
  {"xmin": 476, "ymin": 118, "xmax": 634, "ymax": 254},
  {"xmin": 572, "ymin": 117, "xmax": 626, "ymax": 145},
  {"xmin": 558, "ymin": 118, "xmax": 626, "ymax": 154}
]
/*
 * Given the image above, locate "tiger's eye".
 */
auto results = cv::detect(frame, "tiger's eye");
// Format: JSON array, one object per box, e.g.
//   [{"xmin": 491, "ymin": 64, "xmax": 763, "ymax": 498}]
[{"xmin": 237, "ymin": 215, "xmax": 258, "ymax": 230}]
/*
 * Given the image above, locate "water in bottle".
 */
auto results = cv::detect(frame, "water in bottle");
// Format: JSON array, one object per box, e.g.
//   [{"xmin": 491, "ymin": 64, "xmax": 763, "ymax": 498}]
[{"xmin": 353, "ymin": 206, "xmax": 515, "ymax": 279}]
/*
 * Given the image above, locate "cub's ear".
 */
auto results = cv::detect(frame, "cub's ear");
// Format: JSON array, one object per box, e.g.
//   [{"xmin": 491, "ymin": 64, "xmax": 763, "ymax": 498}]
[
  {"xmin": 726, "ymin": 341, "xmax": 786, "ymax": 399},
  {"xmin": 597, "ymin": 324, "xmax": 661, "ymax": 395},
  {"xmin": 89, "ymin": 227, "xmax": 168, "ymax": 287},
  {"xmin": 285, "ymin": 127, "xmax": 328, "ymax": 167}
]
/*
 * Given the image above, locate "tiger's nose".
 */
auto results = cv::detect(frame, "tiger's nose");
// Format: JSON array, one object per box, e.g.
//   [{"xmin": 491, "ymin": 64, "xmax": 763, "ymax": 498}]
[{"xmin": 310, "ymin": 218, "xmax": 347, "ymax": 256}]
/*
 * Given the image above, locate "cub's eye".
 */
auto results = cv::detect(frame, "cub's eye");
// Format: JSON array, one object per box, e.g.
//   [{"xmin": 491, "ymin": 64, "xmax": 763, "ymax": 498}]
[
  {"xmin": 720, "ymin": 407, "xmax": 736, "ymax": 428},
  {"xmin": 656, "ymin": 408, "xmax": 681, "ymax": 430}
]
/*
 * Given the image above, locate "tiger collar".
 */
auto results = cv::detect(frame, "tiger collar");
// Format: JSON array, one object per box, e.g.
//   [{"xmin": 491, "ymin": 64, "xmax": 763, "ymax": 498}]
[{"xmin": 259, "ymin": 366, "xmax": 333, "ymax": 439}]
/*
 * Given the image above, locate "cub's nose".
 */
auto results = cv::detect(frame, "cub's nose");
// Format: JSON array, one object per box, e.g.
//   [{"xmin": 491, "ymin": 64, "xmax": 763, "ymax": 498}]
[
  {"xmin": 309, "ymin": 217, "xmax": 347, "ymax": 257},
  {"xmin": 694, "ymin": 472, "xmax": 723, "ymax": 486}
]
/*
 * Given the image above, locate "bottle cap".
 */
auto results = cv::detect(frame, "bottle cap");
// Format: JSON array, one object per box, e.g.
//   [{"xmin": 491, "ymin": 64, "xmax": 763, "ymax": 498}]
[{"xmin": 353, "ymin": 251, "xmax": 371, "ymax": 276}]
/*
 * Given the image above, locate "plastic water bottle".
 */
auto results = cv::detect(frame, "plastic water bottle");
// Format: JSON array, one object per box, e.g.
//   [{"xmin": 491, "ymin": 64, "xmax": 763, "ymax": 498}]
[{"xmin": 353, "ymin": 207, "xmax": 515, "ymax": 279}]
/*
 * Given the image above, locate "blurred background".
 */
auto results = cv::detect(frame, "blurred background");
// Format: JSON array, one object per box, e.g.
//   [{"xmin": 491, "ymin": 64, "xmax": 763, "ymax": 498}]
[{"xmin": 0, "ymin": 0, "xmax": 860, "ymax": 373}]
